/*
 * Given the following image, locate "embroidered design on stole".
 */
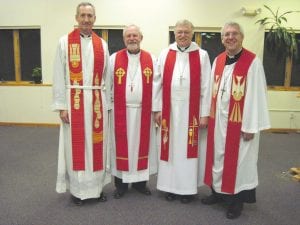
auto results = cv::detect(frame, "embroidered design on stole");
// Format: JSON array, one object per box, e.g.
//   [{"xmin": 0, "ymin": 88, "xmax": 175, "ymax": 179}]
[
  {"xmin": 204, "ymin": 49, "xmax": 255, "ymax": 193},
  {"xmin": 160, "ymin": 49, "xmax": 201, "ymax": 161},
  {"xmin": 68, "ymin": 29, "xmax": 104, "ymax": 171},
  {"xmin": 114, "ymin": 49, "xmax": 153, "ymax": 171}
]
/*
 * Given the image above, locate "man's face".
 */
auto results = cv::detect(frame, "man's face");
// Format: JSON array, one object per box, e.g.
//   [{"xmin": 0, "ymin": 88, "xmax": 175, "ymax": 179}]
[
  {"xmin": 123, "ymin": 26, "xmax": 143, "ymax": 54},
  {"xmin": 76, "ymin": 5, "xmax": 96, "ymax": 35},
  {"xmin": 174, "ymin": 24, "xmax": 193, "ymax": 48},
  {"xmin": 221, "ymin": 25, "xmax": 244, "ymax": 55}
]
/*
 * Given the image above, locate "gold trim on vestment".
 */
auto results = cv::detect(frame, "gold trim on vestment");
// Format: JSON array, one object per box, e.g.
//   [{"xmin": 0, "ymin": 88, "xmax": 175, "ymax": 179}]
[
  {"xmin": 93, "ymin": 131, "xmax": 103, "ymax": 143},
  {"xmin": 161, "ymin": 119, "xmax": 169, "ymax": 149},
  {"xmin": 116, "ymin": 157, "xmax": 129, "ymax": 160},
  {"xmin": 229, "ymin": 75, "xmax": 245, "ymax": 122},
  {"xmin": 138, "ymin": 156, "xmax": 149, "ymax": 159},
  {"xmin": 69, "ymin": 44, "xmax": 80, "ymax": 68}
]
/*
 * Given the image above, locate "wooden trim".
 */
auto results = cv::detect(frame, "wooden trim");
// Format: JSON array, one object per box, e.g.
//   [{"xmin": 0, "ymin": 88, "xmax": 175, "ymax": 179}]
[
  {"xmin": 284, "ymin": 56, "xmax": 292, "ymax": 87},
  {"xmin": 267, "ymin": 86, "xmax": 300, "ymax": 91},
  {"xmin": 169, "ymin": 26, "xmax": 221, "ymax": 32},
  {"xmin": 0, "ymin": 122, "xmax": 59, "ymax": 127},
  {"xmin": 101, "ymin": 29, "xmax": 108, "ymax": 42},
  {"xmin": 13, "ymin": 30, "xmax": 21, "ymax": 82},
  {"xmin": 0, "ymin": 82, "xmax": 52, "ymax": 86},
  {"xmin": 194, "ymin": 32, "xmax": 202, "ymax": 46}
]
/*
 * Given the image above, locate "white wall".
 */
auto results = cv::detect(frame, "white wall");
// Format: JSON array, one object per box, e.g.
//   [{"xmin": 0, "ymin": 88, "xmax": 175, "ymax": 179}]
[{"xmin": 0, "ymin": 0, "xmax": 299, "ymax": 128}]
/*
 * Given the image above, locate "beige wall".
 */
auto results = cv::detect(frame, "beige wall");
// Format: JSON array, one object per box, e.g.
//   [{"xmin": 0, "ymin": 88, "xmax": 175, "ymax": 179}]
[{"xmin": 0, "ymin": 0, "xmax": 300, "ymax": 128}]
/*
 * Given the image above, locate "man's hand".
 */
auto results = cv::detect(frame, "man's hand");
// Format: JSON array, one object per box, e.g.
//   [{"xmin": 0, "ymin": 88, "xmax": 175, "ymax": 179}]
[
  {"xmin": 199, "ymin": 116, "xmax": 209, "ymax": 129},
  {"xmin": 154, "ymin": 112, "xmax": 162, "ymax": 126},
  {"xmin": 241, "ymin": 132, "xmax": 254, "ymax": 141},
  {"xmin": 60, "ymin": 110, "xmax": 69, "ymax": 124}
]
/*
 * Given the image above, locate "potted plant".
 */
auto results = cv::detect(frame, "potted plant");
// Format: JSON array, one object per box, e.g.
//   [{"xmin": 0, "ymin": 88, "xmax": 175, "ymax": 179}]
[
  {"xmin": 255, "ymin": 5, "xmax": 299, "ymax": 59},
  {"xmin": 32, "ymin": 67, "xmax": 42, "ymax": 84}
]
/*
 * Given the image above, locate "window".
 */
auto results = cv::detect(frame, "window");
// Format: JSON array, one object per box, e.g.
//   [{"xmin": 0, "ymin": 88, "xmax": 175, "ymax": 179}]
[
  {"xmin": 263, "ymin": 32, "xmax": 300, "ymax": 89},
  {"xmin": 93, "ymin": 28, "xmax": 125, "ymax": 54},
  {"xmin": 0, "ymin": 28, "xmax": 41, "ymax": 83},
  {"xmin": 169, "ymin": 29, "xmax": 224, "ymax": 65}
]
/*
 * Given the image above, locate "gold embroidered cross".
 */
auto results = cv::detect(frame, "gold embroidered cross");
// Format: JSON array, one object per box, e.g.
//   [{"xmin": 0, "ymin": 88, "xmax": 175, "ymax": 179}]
[
  {"xmin": 115, "ymin": 68, "xmax": 125, "ymax": 84},
  {"xmin": 143, "ymin": 67, "xmax": 152, "ymax": 83},
  {"xmin": 188, "ymin": 116, "xmax": 198, "ymax": 146}
]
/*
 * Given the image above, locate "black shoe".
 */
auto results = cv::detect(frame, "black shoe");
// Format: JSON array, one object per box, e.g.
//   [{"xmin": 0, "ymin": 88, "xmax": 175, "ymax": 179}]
[
  {"xmin": 113, "ymin": 189, "xmax": 126, "ymax": 199},
  {"xmin": 226, "ymin": 201, "xmax": 243, "ymax": 219},
  {"xmin": 180, "ymin": 195, "xmax": 194, "ymax": 204},
  {"xmin": 201, "ymin": 194, "xmax": 223, "ymax": 205},
  {"xmin": 98, "ymin": 192, "xmax": 107, "ymax": 202},
  {"xmin": 165, "ymin": 193, "xmax": 177, "ymax": 201},
  {"xmin": 132, "ymin": 186, "xmax": 152, "ymax": 195},
  {"xmin": 72, "ymin": 195, "xmax": 83, "ymax": 206}
]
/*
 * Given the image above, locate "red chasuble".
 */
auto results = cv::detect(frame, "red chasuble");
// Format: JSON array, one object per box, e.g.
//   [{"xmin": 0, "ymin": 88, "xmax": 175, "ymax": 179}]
[
  {"xmin": 204, "ymin": 49, "xmax": 255, "ymax": 194},
  {"xmin": 160, "ymin": 49, "xmax": 201, "ymax": 161},
  {"xmin": 68, "ymin": 29, "xmax": 104, "ymax": 171},
  {"xmin": 114, "ymin": 49, "xmax": 153, "ymax": 171}
]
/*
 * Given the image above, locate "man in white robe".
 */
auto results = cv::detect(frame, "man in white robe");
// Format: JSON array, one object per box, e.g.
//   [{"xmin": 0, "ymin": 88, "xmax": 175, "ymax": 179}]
[
  {"xmin": 201, "ymin": 22, "xmax": 270, "ymax": 219},
  {"xmin": 52, "ymin": 2, "xmax": 111, "ymax": 205},
  {"xmin": 109, "ymin": 24, "xmax": 158, "ymax": 199},
  {"xmin": 154, "ymin": 20, "xmax": 211, "ymax": 203}
]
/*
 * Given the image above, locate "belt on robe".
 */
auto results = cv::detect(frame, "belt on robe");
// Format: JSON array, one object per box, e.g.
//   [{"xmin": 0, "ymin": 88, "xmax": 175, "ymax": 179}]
[
  {"xmin": 66, "ymin": 84, "xmax": 106, "ymax": 90},
  {"xmin": 126, "ymin": 103, "xmax": 141, "ymax": 108}
]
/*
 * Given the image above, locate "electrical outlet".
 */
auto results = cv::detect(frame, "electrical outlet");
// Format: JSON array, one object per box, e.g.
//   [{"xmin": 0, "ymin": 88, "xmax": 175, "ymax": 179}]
[{"xmin": 290, "ymin": 113, "xmax": 294, "ymax": 119}]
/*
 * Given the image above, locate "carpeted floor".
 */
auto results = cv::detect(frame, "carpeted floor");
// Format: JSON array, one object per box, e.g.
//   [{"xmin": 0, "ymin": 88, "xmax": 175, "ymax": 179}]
[{"xmin": 0, "ymin": 126, "xmax": 299, "ymax": 225}]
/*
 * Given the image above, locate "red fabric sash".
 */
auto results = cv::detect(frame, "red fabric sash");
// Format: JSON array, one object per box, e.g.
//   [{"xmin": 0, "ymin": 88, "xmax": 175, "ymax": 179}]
[
  {"xmin": 68, "ymin": 29, "xmax": 104, "ymax": 171},
  {"xmin": 114, "ymin": 49, "xmax": 153, "ymax": 171},
  {"xmin": 204, "ymin": 49, "xmax": 255, "ymax": 193},
  {"xmin": 160, "ymin": 49, "xmax": 201, "ymax": 161}
]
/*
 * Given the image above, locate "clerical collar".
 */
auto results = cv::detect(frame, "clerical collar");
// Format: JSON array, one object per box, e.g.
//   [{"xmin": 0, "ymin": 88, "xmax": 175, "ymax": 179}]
[
  {"xmin": 80, "ymin": 33, "xmax": 91, "ymax": 38},
  {"xmin": 225, "ymin": 49, "xmax": 243, "ymax": 65},
  {"xmin": 177, "ymin": 45, "xmax": 190, "ymax": 52},
  {"xmin": 127, "ymin": 50, "xmax": 140, "ymax": 55}
]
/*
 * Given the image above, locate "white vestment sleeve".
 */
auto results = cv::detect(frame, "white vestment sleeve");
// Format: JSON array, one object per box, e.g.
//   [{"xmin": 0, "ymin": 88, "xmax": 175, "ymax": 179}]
[
  {"xmin": 52, "ymin": 36, "xmax": 68, "ymax": 111},
  {"xmin": 151, "ymin": 54, "xmax": 161, "ymax": 112},
  {"xmin": 199, "ymin": 50, "xmax": 212, "ymax": 117},
  {"xmin": 109, "ymin": 53, "xmax": 117, "ymax": 106},
  {"xmin": 101, "ymin": 40, "xmax": 112, "ymax": 111},
  {"xmin": 241, "ymin": 57, "xmax": 271, "ymax": 133}
]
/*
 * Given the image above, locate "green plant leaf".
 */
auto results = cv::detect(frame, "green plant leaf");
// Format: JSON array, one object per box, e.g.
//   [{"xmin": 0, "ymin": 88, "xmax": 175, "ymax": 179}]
[{"xmin": 256, "ymin": 5, "xmax": 299, "ymax": 59}]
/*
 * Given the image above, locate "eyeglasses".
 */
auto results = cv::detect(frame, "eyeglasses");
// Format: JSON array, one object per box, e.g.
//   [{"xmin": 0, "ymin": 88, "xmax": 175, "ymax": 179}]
[
  {"xmin": 175, "ymin": 31, "xmax": 192, "ymax": 35},
  {"xmin": 223, "ymin": 32, "xmax": 241, "ymax": 38}
]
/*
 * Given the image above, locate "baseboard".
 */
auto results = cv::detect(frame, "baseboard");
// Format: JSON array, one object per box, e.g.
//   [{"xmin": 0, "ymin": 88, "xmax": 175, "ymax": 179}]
[
  {"xmin": 265, "ymin": 128, "xmax": 300, "ymax": 133},
  {"xmin": 0, "ymin": 123, "xmax": 299, "ymax": 133},
  {"xmin": 0, "ymin": 122, "xmax": 59, "ymax": 127}
]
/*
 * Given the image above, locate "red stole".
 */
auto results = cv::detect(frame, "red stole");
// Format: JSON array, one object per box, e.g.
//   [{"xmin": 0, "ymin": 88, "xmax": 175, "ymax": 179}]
[
  {"xmin": 68, "ymin": 29, "xmax": 104, "ymax": 171},
  {"xmin": 160, "ymin": 49, "xmax": 201, "ymax": 161},
  {"xmin": 204, "ymin": 49, "xmax": 255, "ymax": 193},
  {"xmin": 114, "ymin": 49, "xmax": 153, "ymax": 171}
]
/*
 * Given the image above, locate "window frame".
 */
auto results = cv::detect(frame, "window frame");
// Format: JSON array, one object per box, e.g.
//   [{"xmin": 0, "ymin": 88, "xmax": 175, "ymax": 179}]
[
  {"xmin": 93, "ymin": 25, "xmax": 125, "ymax": 54},
  {"xmin": 263, "ymin": 30, "xmax": 300, "ymax": 91},
  {"xmin": 0, "ymin": 27, "xmax": 42, "ymax": 85}
]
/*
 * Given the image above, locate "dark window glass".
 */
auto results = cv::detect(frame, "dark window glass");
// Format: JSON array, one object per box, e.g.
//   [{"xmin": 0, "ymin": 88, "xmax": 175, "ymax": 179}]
[
  {"xmin": 0, "ymin": 30, "xmax": 15, "ymax": 81},
  {"xmin": 263, "ymin": 32, "xmax": 286, "ymax": 86},
  {"xmin": 291, "ymin": 34, "xmax": 300, "ymax": 87},
  {"xmin": 107, "ymin": 30, "xmax": 125, "ymax": 54},
  {"xmin": 19, "ymin": 29, "xmax": 41, "ymax": 81},
  {"xmin": 201, "ymin": 32, "xmax": 224, "ymax": 65},
  {"xmin": 94, "ymin": 29, "xmax": 125, "ymax": 55},
  {"xmin": 93, "ymin": 29, "xmax": 101, "ymax": 37}
]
